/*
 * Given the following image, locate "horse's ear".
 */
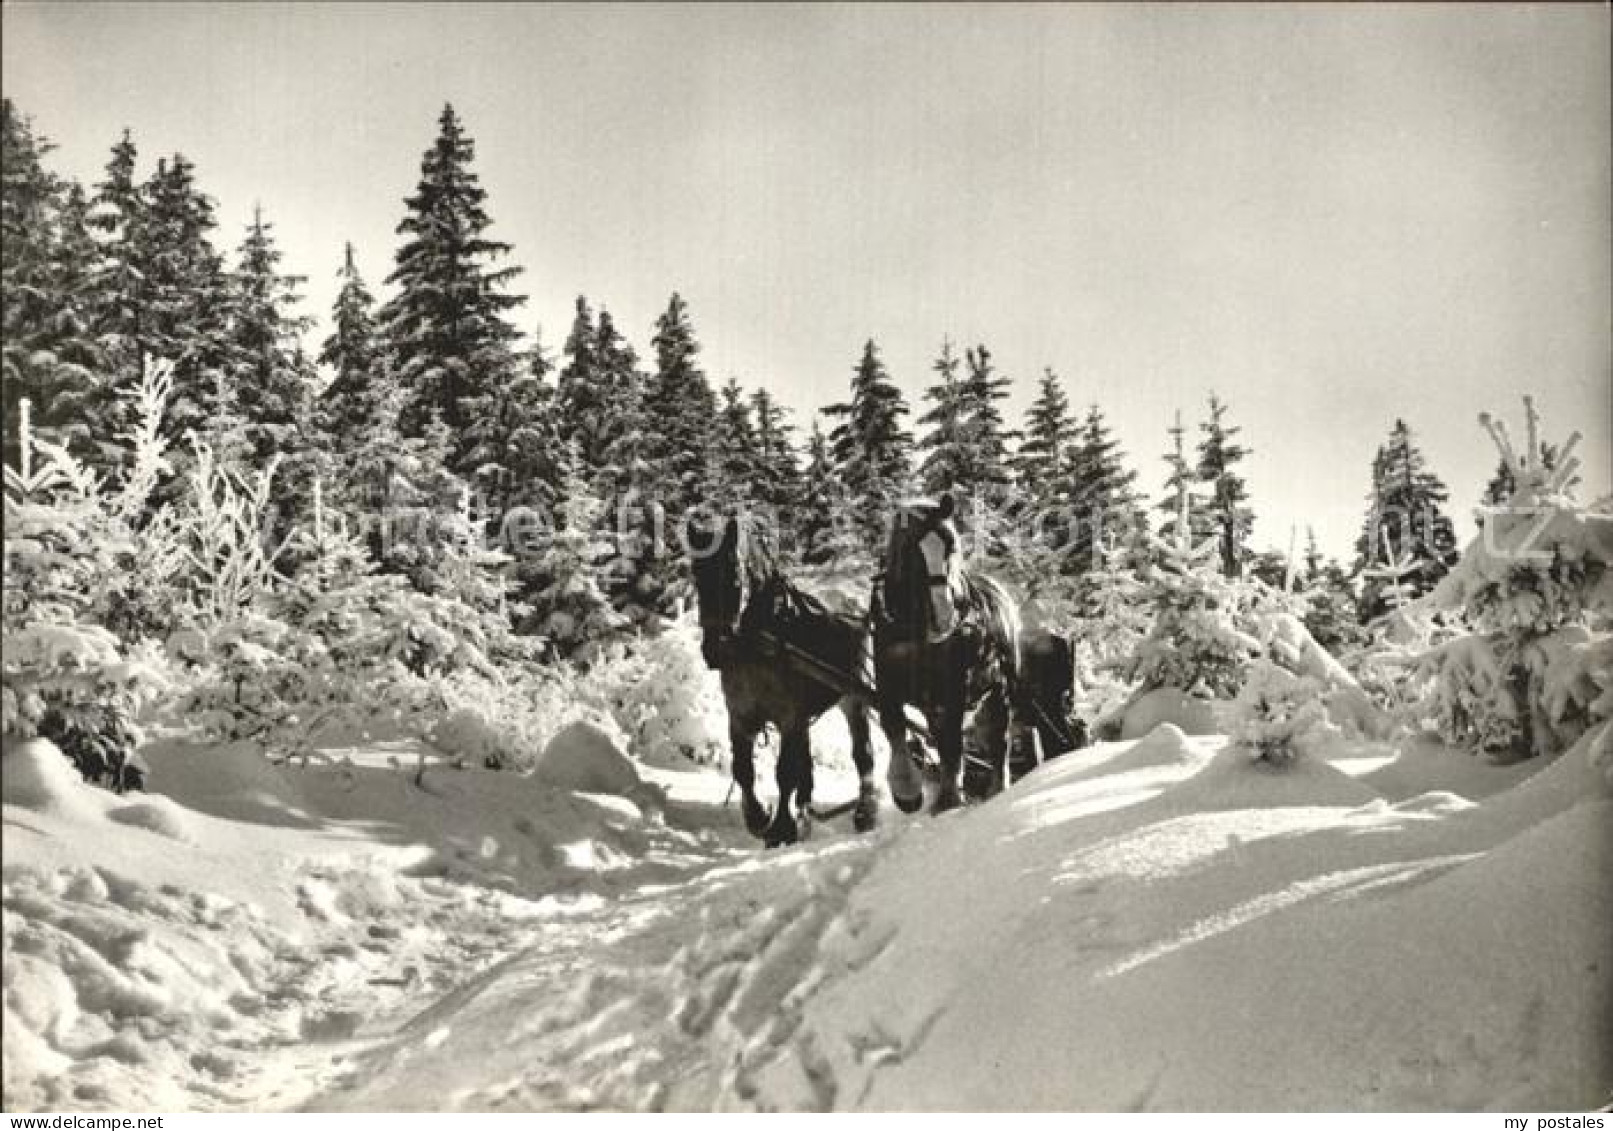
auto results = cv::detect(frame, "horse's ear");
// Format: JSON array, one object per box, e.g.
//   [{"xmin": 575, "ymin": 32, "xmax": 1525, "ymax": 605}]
[{"xmin": 937, "ymin": 493, "xmax": 956, "ymax": 520}]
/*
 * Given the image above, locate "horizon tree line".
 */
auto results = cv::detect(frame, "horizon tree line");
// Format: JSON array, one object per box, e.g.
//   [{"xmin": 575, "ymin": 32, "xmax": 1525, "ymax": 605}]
[{"xmin": 3, "ymin": 96, "xmax": 1473, "ymax": 643}]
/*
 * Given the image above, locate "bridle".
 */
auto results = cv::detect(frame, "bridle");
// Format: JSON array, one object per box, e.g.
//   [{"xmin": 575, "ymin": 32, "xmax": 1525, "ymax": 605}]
[
  {"xmin": 696, "ymin": 521, "xmax": 752, "ymax": 667},
  {"xmin": 887, "ymin": 504, "xmax": 964, "ymax": 643}
]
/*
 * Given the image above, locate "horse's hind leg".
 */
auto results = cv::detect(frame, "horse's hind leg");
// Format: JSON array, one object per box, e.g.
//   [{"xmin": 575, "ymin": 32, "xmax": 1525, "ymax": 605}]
[
  {"xmin": 730, "ymin": 720, "xmax": 770, "ymax": 839},
  {"xmin": 844, "ymin": 699, "xmax": 879, "ymax": 832},
  {"xmin": 765, "ymin": 727, "xmax": 810, "ymax": 847},
  {"xmin": 1009, "ymin": 714, "xmax": 1042, "ymax": 781},
  {"xmin": 962, "ymin": 685, "xmax": 1008, "ymax": 803}
]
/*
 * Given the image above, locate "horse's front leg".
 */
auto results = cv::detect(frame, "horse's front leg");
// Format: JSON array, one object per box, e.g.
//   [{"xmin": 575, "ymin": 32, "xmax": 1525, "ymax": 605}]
[
  {"xmin": 730, "ymin": 719, "xmax": 770, "ymax": 839},
  {"xmin": 931, "ymin": 700, "xmax": 966, "ymax": 815},
  {"xmin": 879, "ymin": 697, "xmax": 923, "ymax": 814},
  {"xmin": 765, "ymin": 727, "xmax": 811, "ymax": 847},
  {"xmin": 844, "ymin": 698, "xmax": 879, "ymax": 832}
]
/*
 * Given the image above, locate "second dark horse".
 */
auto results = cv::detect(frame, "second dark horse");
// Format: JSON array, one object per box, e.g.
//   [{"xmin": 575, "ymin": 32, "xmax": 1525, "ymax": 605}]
[
  {"xmin": 689, "ymin": 516, "xmax": 880, "ymax": 847},
  {"xmin": 874, "ymin": 494, "xmax": 1029, "ymax": 814}
]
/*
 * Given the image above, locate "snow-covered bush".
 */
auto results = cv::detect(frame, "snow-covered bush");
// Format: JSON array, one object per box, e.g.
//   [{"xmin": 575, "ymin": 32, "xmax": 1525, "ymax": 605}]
[
  {"xmin": 1231, "ymin": 659, "xmax": 1330, "ymax": 765},
  {"xmin": 1407, "ymin": 398, "xmax": 1611, "ymax": 760},
  {"xmin": 589, "ymin": 619, "xmax": 729, "ymax": 767},
  {"xmin": 3, "ymin": 389, "xmax": 169, "ymax": 786},
  {"xmin": 1118, "ymin": 524, "xmax": 1263, "ymax": 700},
  {"xmin": 174, "ymin": 487, "xmax": 537, "ymax": 765}
]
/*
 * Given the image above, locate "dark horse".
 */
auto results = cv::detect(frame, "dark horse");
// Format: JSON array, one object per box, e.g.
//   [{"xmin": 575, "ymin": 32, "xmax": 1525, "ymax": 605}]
[
  {"xmin": 689, "ymin": 516, "xmax": 879, "ymax": 846},
  {"xmin": 873, "ymin": 494, "xmax": 1029, "ymax": 814},
  {"xmin": 960, "ymin": 624, "xmax": 1086, "ymax": 799}
]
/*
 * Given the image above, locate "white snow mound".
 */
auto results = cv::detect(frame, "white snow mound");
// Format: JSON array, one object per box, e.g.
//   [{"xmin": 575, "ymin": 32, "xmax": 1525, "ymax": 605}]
[
  {"xmin": 2, "ymin": 739, "xmax": 104, "ymax": 821},
  {"xmin": 534, "ymin": 721, "xmax": 643, "ymax": 797}
]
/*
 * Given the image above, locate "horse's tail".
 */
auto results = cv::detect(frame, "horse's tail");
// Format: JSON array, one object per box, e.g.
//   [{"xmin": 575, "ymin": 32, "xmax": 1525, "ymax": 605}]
[{"xmin": 967, "ymin": 573, "xmax": 1022, "ymax": 685}]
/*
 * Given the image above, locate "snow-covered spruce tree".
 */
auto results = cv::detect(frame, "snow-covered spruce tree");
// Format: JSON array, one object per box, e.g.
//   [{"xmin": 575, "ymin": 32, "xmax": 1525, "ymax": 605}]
[
  {"xmin": 1011, "ymin": 367, "xmax": 1075, "ymax": 510},
  {"xmin": 640, "ymin": 292, "xmax": 718, "ymax": 520},
  {"xmin": 1298, "ymin": 528, "xmax": 1365, "ymax": 653},
  {"xmin": 554, "ymin": 298, "xmax": 644, "ymax": 494},
  {"xmin": 957, "ymin": 344, "xmax": 1016, "ymax": 498},
  {"xmin": 225, "ymin": 205, "xmax": 319, "ymax": 542},
  {"xmin": 615, "ymin": 292, "xmax": 718, "ymax": 618},
  {"xmin": 378, "ymin": 103, "xmax": 525, "ymax": 469},
  {"xmin": 1155, "ymin": 410, "xmax": 1212, "ymax": 549},
  {"xmin": 1408, "ymin": 398, "xmax": 1611, "ymax": 761},
  {"xmin": 999, "ymin": 368, "xmax": 1080, "ymax": 591},
  {"xmin": 797, "ymin": 416, "xmax": 855, "ymax": 567},
  {"xmin": 1195, "ymin": 393, "xmax": 1255, "ymax": 577},
  {"xmin": 226, "ymin": 205, "xmax": 315, "ymax": 465},
  {"xmin": 749, "ymin": 387, "xmax": 802, "ymax": 519},
  {"xmin": 1480, "ymin": 439, "xmax": 1574, "ymax": 520},
  {"xmin": 1067, "ymin": 403, "xmax": 1147, "ymax": 573},
  {"xmin": 460, "ymin": 323, "xmax": 561, "ymax": 522},
  {"xmin": 2, "ymin": 100, "xmax": 104, "ymax": 469},
  {"xmin": 825, "ymin": 339, "xmax": 913, "ymax": 543},
  {"xmin": 520, "ymin": 440, "xmax": 628, "ymax": 661},
  {"xmin": 139, "ymin": 154, "xmax": 236, "ymax": 450},
  {"xmin": 1354, "ymin": 418, "xmax": 1460, "ymax": 622},
  {"xmin": 1230, "ymin": 659, "xmax": 1328, "ymax": 766},
  {"xmin": 917, "ymin": 339, "xmax": 969, "ymax": 498},
  {"xmin": 554, "ymin": 295, "xmax": 600, "ymax": 461},
  {"xmin": 317, "ymin": 242, "xmax": 382, "ymax": 453},
  {"xmin": 713, "ymin": 376, "xmax": 761, "ymax": 513},
  {"xmin": 3, "ymin": 387, "xmax": 170, "ymax": 789},
  {"xmin": 1119, "ymin": 424, "xmax": 1262, "ymax": 699},
  {"xmin": 1348, "ymin": 536, "xmax": 1449, "ymax": 718},
  {"xmin": 78, "ymin": 128, "xmax": 149, "ymax": 471},
  {"xmin": 589, "ymin": 307, "xmax": 643, "ymax": 484}
]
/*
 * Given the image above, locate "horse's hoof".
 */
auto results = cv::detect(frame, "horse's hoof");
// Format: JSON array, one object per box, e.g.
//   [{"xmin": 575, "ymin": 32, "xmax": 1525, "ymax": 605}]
[
  {"xmin": 892, "ymin": 789, "xmax": 923, "ymax": 815},
  {"xmin": 853, "ymin": 799, "xmax": 879, "ymax": 833},
  {"xmin": 742, "ymin": 796, "xmax": 771, "ymax": 838},
  {"xmin": 961, "ymin": 767, "xmax": 996, "ymax": 803},
  {"xmin": 764, "ymin": 811, "xmax": 799, "ymax": 848},
  {"xmin": 931, "ymin": 787, "xmax": 962, "ymax": 815}
]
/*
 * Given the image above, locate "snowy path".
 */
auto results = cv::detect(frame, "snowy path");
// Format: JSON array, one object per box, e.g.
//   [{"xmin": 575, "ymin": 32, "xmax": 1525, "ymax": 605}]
[{"xmin": 307, "ymin": 827, "xmax": 886, "ymax": 1112}]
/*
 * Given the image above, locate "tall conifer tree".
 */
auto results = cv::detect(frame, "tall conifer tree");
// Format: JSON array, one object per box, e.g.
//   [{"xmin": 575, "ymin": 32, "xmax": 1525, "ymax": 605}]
[
  {"xmin": 641, "ymin": 292, "xmax": 717, "ymax": 517},
  {"xmin": 1195, "ymin": 393, "xmax": 1255, "ymax": 576},
  {"xmin": 1355, "ymin": 418, "xmax": 1460, "ymax": 620},
  {"xmin": 1067, "ymin": 404, "xmax": 1145, "ymax": 564},
  {"xmin": 378, "ymin": 104, "xmax": 525, "ymax": 464},
  {"xmin": 825, "ymin": 339, "xmax": 912, "ymax": 539},
  {"xmin": 917, "ymin": 339, "xmax": 968, "ymax": 496},
  {"xmin": 319, "ymin": 242, "xmax": 382, "ymax": 450},
  {"xmin": 227, "ymin": 205, "xmax": 315, "ymax": 467}
]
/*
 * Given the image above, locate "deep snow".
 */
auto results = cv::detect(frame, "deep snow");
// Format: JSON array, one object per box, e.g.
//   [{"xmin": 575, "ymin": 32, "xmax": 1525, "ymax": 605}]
[{"xmin": 3, "ymin": 711, "xmax": 1609, "ymax": 1111}]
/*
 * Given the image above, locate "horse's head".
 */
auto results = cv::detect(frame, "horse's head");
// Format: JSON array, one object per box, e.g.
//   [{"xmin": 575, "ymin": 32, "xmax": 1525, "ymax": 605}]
[
  {"xmin": 688, "ymin": 515, "xmax": 751, "ymax": 668},
  {"xmin": 883, "ymin": 493, "xmax": 967, "ymax": 643}
]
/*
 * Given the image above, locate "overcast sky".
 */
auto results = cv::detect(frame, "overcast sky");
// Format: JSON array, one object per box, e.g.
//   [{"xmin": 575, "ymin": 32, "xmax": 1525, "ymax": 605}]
[{"xmin": 4, "ymin": 2, "xmax": 1608, "ymax": 559}]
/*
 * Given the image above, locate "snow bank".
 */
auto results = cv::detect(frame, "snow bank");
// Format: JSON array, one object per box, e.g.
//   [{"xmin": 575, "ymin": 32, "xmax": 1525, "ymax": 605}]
[
  {"xmin": 1116, "ymin": 687, "xmax": 1223, "ymax": 739},
  {"xmin": 3, "ymin": 727, "xmax": 741, "ymax": 1111},
  {"xmin": 8, "ymin": 698, "xmax": 1607, "ymax": 1112},
  {"xmin": 736, "ymin": 727, "xmax": 1609, "ymax": 1110},
  {"xmin": 2, "ymin": 740, "xmax": 104, "ymax": 822}
]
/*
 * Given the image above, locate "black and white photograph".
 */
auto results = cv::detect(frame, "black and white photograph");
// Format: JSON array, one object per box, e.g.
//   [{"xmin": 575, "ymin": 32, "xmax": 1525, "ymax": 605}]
[{"xmin": 2, "ymin": 1, "xmax": 1609, "ymax": 1114}]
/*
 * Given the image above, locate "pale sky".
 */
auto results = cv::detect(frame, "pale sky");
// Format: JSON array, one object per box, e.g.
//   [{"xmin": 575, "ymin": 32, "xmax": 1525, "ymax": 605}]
[{"xmin": 4, "ymin": 2, "xmax": 1608, "ymax": 559}]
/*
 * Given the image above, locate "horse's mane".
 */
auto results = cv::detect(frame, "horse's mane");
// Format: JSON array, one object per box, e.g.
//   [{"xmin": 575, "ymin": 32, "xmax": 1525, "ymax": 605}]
[
  {"xmin": 732, "ymin": 514, "xmax": 781, "ymax": 592},
  {"xmin": 732, "ymin": 518, "xmax": 858, "ymax": 633},
  {"xmin": 961, "ymin": 571, "xmax": 1022, "ymax": 678}
]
